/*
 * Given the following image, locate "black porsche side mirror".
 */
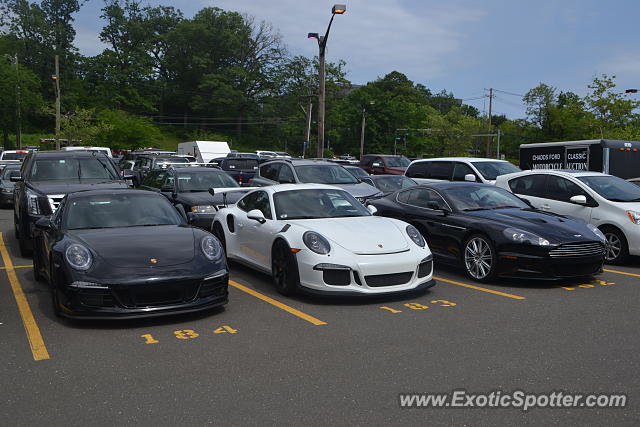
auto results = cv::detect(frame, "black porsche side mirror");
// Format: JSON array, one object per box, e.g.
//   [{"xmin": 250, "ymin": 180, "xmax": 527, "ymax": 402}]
[{"xmin": 35, "ymin": 216, "xmax": 52, "ymax": 231}]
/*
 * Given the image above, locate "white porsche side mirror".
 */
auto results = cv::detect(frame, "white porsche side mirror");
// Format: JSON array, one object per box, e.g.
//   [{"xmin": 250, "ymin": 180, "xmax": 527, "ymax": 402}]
[
  {"xmin": 247, "ymin": 209, "xmax": 266, "ymax": 224},
  {"xmin": 367, "ymin": 205, "xmax": 378, "ymax": 215}
]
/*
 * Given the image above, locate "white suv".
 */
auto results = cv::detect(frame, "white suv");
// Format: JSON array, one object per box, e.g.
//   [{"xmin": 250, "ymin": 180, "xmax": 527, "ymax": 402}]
[
  {"xmin": 405, "ymin": 157, "xmax": 520, "ymax": 184},
  {"xmin": 496, "ymin": 170, "xmax": 640, "ymax": 264}
]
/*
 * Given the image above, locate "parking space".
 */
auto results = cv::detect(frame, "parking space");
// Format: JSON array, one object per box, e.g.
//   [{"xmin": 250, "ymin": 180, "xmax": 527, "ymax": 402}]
[{"xmin": 1, "ymin": 206, "xmax": 640, "ymax": 425}]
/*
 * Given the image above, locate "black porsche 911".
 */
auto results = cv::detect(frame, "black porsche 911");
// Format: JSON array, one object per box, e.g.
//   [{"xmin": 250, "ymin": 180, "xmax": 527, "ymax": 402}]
[
  {"xmin": 369, "ymin": 182, "xmax": 606, "ymax": 282},
  {"xmin": 32, "ymin": 189, "xmax": 229, "ymax": 319}
]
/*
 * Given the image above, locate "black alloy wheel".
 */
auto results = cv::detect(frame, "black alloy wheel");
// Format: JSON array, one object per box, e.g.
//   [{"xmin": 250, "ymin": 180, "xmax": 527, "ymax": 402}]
[{"xmin": 271, "ymin": 240, "xmax": 300, "ymax": 296}]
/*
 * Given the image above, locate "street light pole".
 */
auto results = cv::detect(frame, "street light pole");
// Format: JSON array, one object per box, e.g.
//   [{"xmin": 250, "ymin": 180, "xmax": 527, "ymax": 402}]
[
  {"xmin": 359, "ymin": 101, "xmax": 375, "ymax": 160},
  {"xmin": 308, "ymin": 4, "xmax": 346, "ymax": 159}
]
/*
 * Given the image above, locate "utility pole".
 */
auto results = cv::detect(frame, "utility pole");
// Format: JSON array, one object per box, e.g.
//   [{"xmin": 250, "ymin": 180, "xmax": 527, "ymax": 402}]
[
  {"xmin": 13, "ymin": 54, "xmax": 21, "ymax": 149},
  {"xmin": 485, "ymin": 88, "xmax": 493, "ymax": 157},
  {"xmin": 359, "ymin": 106, "xmax": 366, "ymax": 160},
  {"xmin": 53, "ymin": 55, "xmax": 61, "ymax": 151},
  {"xmin": 301, "ymin": 94, "xmax": 313, "ymax": 158}
]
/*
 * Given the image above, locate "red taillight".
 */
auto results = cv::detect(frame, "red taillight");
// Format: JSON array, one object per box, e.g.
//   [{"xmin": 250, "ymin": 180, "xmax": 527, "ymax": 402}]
[{"xmin": 238, "ymin": 175, "xmax": 243, "ymax": 183}]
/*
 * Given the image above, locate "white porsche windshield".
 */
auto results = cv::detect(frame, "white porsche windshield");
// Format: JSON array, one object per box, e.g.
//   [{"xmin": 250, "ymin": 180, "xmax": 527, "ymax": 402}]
[{"xmin": 273, "ymin": 189, "xmax": 370, "ymax": 220}]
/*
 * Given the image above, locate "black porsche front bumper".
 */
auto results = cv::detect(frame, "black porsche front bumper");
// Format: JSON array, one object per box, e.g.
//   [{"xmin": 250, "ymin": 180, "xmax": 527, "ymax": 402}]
[{"xmin": 56, "ymin": 271, "xmax": 229, "ymax": 319}]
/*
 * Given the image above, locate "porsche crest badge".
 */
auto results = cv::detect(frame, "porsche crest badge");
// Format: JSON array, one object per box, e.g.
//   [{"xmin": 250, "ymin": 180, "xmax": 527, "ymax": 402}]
[{"xmin": 150, "ymin": 258, "xmax": 158, "ymax": 264}]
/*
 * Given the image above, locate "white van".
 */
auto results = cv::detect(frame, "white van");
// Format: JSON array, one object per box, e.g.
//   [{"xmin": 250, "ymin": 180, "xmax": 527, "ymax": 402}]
[
  {"xmin": 62, "ymin": 146, "xmax": 113, "ymax": 158},
  {"xmin": 405, "ymin": 157, "xmax": 521, "ymax": 184},
  {"xmin": 178, "ymin": 141, "xmax": 231, "ymax": 163}
]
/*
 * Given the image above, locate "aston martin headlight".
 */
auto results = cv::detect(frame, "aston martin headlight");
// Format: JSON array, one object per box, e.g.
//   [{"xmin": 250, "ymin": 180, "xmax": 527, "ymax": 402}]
[
  {"xmin": 503, "ymin": 227, "xmax": 550, "ymax": 246},
  {"xmin": 191, "ymin": 205, "xmax": 216, "ymax": 213},
  {"xmin": 587, "ymin": 223, "xmax": 606, "ymax": 242},
  {"xmin": 626, "ymin": 210, "xmax": 640, "ymax": 225},
  {"xmin": 406, "ymin": 225, "xmax": 425, "ymax": 247},
  {"xmin": 65, "ymin": 244, "xmax": 92, "ymax": 271},
  {"xmin": 303, "ymin": 231, "xmax": 331, "ymax": 254},
  {"xmin": 201, "ymin": 236, "xmax": 221, "ymax": 260},
  {"xmin": 26, "ymin": 188, "xmax": 40, "ymax": 215}
]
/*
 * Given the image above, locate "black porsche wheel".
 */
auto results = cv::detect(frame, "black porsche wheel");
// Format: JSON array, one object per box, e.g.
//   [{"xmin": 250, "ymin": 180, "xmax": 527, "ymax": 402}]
[
  {"xmin": 602, "ymin": 227, "xmax": 629, "ymax": 265},
  {"xmin": 271, "ymin": 240, "xmax": 300, "ymax": 296},
  {"xmin": 463, "ymin": 234, "xmax": 497, "ymax": 282}
]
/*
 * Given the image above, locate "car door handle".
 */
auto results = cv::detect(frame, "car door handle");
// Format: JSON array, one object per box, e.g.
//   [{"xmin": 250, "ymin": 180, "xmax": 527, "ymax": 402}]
[
  {"xmin": 238, "ymin": 222, "xmax": 244, "ymax": 228},
  {"xmin": 541, "ymin": 204, "xmax": 551, "ymax": 210}
]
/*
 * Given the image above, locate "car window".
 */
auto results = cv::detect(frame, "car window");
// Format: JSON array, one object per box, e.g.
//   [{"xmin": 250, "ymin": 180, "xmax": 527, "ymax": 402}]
[
  {"xmin": 578, "ymin": 175, "xmax": 640, "ymax": 202},
  {"xmin": 260, "ymin": 163, "xmax": 281, "ymax": 181},
  {"xmin": 452, "ymin": 163, "xmax": 477, "ymax": 182},
  {"xmin": 396, "ymin": 189, "xmax": 412, "ymax": 203},
  {"xmin": 406, "ymin": 188, "xmax": 449, "ymax": 210},
  {"xmin": 508, "ymin": 175, "xmax": 547, "ymax": 197},
  {"xmin": 176, "ymin": 171, "xmax": 238, "ymax": 191},
  {"xmin": 373, "ymin": 157, "xmax": 384, "ymax": 168},
  {"xmin": 238, "ymin": 191, "xmax": 272, "ymax": 219},
  {"xmin": 546, "ymin": 176, "xmax": 587, "ymax": 203},
  {"xmin": 278, "ymin": 165, "xmax": 295, "ymax": 183},
  {"xmin": 471, "ymin": 161, "xmax": 521, "ymax": 181},
  {"xmin": 373, "ymin": 176, "xmax": 417, "ymax": 192},
  {"xmin": 141, "ymin": 171, "xmax": 161, "ymax": 187},
  {"xmin": 406, "ymin": 161, "xmax": 452, "ymax": 180},
  {"xmin": 384, "ymin": 157, "xmax": 410, "ymax": 167},
  {"xmin": 29, "ymin": 157, "xmax": 119, "ymax": 181},
  {"xmin": 274, "ymin": 189, "xmax": 369, "ymax": 220},
  {"xmin": 294, "ymin": 165, "xmax": 358, "ymax": 184}
]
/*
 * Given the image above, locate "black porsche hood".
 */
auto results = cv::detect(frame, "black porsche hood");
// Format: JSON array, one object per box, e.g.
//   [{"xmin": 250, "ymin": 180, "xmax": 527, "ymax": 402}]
[
  {"xmin": 464, "ymin": 208, "xmax": 599, "ymax": 243},
  {"xmin": 69, "ymin": 225, "xmax": 196, "ymax": 267}
]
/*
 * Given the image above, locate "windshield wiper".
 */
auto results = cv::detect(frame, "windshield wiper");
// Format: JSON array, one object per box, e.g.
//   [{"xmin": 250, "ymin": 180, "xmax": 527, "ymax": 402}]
[
  {"xmin": 491, "ymin": 206, "xmax": 522, "ymax": 209},
  {"xmin": 463, "ymin": 207, "xmax": 489, "ymax": 211}
]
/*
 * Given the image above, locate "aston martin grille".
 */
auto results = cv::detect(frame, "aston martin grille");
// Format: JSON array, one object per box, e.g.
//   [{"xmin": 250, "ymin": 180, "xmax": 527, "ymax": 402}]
[{"xmin": 549, "ymin": 243, "xmax": 604, "ymax": 258}]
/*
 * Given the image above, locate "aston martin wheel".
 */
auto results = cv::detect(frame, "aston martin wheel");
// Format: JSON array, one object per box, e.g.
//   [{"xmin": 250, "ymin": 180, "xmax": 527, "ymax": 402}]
[
  {"xmin": 463, "ymin": 234, "xmax": 497, "ymax": 282},
  {"xmin": 602, "ymin": 227, "xmax": 629, "ymax": 265},
  {"xmin": 271, "ymin": 240, "xmax": 300, "ymax": 296}
]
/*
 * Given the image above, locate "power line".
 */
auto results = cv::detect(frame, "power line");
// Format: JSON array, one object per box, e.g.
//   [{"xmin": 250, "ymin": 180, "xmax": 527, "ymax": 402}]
[{"xmin": 493, "ymin": 88, "xmax": 525, "ymax": 98}]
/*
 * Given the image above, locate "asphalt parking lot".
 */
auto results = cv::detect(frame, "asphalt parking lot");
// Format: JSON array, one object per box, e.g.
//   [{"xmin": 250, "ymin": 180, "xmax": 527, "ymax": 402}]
[{"xmin": 1, "ymin": 208, "xmax": 639, "ymax": 425}]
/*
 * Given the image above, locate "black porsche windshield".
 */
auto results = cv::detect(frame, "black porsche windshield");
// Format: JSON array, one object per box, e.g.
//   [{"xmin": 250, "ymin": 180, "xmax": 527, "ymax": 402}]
[
  {"xmin": 372, "ymin": 176, "xmax": 417, "ymax": 192},
  {"xmin": 471, "ymin": 161, "xmax": 521, "ymax": 180},
  {"xmin": 578, "ymin": 175, "xmax": 640, "ymax": 202},
  {"xmin": 273, "ymin": 189, "xmax": 370, "ymax": 220},
  {"xmin": 385, "ymin": 157, "xmax": 410, "ymax": 167},
  {"xmin": 30, "ymin": 158, "xmax": 119, "ymax": 181},
  {"xmin": 175, "ymin": 171, "xmax": 239, "ymax": 192},
  {"xmin": 295, "ymin": 165, "xmax": 358, "ymax": 184},
  {"xmin": 65, "ymin": 193, "xmax": 183, "ymax": 229},
  {"xmin": 445, "ymin": 185, "xmax": 529, "ymax": 211}
]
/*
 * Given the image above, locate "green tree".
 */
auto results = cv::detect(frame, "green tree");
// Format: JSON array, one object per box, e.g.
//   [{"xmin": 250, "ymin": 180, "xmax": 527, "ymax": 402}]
[
  {"xmin": 584, "ymin": 74, "xmax": 640, "ymax": 137},
  {"xmin": 95, "ymin": 109, "xmax": 161, "ymax": 150},
  {"xmin": 59, "ymin": 108, "xmax": 113, "ymax": 145}
]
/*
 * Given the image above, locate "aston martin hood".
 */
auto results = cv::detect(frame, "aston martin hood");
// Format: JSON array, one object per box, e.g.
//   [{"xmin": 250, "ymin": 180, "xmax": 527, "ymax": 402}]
[
  {"xmin": 292, "ymin": 216, "xmax": 410, "ymax": 254},
  {"xmin": 70, "ymin": 225, "xmax": 196, "ymax": 267}
]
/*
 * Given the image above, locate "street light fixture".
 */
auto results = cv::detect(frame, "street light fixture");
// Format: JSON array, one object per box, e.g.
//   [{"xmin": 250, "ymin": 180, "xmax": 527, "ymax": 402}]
[
  {"xmin": 625, "ymin": 89, "xmax": 638, "ymax": 94},
  {"xmin": 359, "ymin": 101, "xmax": 375, "ymax": 160},
  {"xmin": 308, "ymin": 4, "xmax": 347, "ymax": 158}
]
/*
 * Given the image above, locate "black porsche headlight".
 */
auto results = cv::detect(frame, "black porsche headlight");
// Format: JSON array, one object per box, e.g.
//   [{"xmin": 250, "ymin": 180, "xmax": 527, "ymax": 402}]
[
  {"xmin": 303, "ymin": 231, "xmax": 331, "ymax": 254},
  {"xmin": 65, "ymin": 244, "xmax": 92, "ymax": 271},
  {"xmin": 201, "ymin": 236, "xmax": 221, "ymax": 260},
  {"xmin": 406, "ymin": 225, "xmax": 425, "ymax": 247}
]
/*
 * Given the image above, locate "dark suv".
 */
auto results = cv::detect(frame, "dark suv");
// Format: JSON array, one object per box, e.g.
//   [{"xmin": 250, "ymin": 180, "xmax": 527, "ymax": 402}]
[
  {"xmin": 13, "ymin": 151, "xmax": 128, "ymax": 255},
  {"xmin": 131, "ymin": 155, "xmax": 189, "ymax": 187},
  {"xmin": 360, "ymin": 154, "xmax": 410, "ymax": 175},
  {"xmin": 252, "ymin": 159, "xmax": 381, "ymax": 202},
  {"xmin": 217, "ymin": 156, "xmax": 259, "ymax": 186}
]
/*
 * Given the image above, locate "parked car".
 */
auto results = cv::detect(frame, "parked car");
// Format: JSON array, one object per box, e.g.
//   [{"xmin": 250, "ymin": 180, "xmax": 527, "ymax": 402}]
[
  {"xmin": 138, "ymin": 167, "xmax": 251, "ymax": 229},
  {"xmin": 360, "ymin": 175, "xmax": 418, "ymax": 195},
  {"xmin": 211, "ymin": 184, "xmax": 435, "ymax": 296},
  {"xmin": 131, "ymin": 155, "xmax": 190, "ymax": 187},
  {"xmin": 368, "ymin": 182, "xmax": 606, "ymax": 282},
  {"xmin": 252, "ymin": 159, "xmax": 381, "ymax": 202},
  {"xmin": 12, "ymin": 151, "xmax": 129, "ymax": 256},
  {"xmin": 360, "ymin": 154, "xmax": 411, "ymax": 175},
  {"xmin": 62, "ymin": 146, "xmax": 113, "ymax": 158},
  {"xmin": 32, "ymin": 189, "xmax": 228, "ymax": 318},
  {"xmin": 0, "ymin": 149, "xmax": 29, "ymax": 162},
  {"xmin": 496, "ymin": 169, "xmax": 640, "ymax": 264},
  {"xmin": 344, "ymin": 165, "xmax": 369, "ymax": 180},
  {"xmin": 0, "ymin": 164, "xmax": 21, "ymax": 207},
  {"xmin": 226, "ymin": 152, "xmax": 260, "ymax": 159},
  {"xmin": 217, "ymin": 157, "xmax": 260, "ymax": 186},
  {"xmin": 405, "ymin": 157, "xmax": 521, "ymax": 184}
]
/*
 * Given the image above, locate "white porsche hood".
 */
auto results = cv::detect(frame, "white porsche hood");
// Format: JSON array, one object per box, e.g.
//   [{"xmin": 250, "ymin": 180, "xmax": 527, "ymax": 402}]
[{"xmin": 290, "ymin": 216, "xmax": 410, "ymax": 255}]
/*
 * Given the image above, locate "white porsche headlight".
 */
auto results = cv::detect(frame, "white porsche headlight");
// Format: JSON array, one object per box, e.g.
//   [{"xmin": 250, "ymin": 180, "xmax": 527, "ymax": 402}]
[
  {"xmin": 303, "ymin": 231, "xmax": 331, "ymax": 254},
  {"xmin": 192, "ymin": 205, "xmax": 216, "ymax": 213},
  {"xmin": 201, "ymin": 236, "xmax": 221, "ymax": 260},
  {"xmin": 406, "ymin": 225, "xmax": 425, "ymax": 247},
  {"xmin": 65, "ymin": 244, "xmax": 92, "ymax": 271},
  {"xmin": 503, "ymin": 227, "xmax": 550, "ymax": 246}
]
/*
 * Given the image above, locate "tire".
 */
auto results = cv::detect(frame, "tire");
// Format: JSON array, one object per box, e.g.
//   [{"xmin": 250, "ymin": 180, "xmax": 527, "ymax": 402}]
[
  {"xmin": 602, "ymin": 226, "xmax": 629, "ymax": 265},
  {"xmin": 271, "ymin": 240, "xmax": 300, "ymax": 296},
  {"xmin": 32, "ymin": 238, "xmax": 43, "ymax": 282},
  {"xmin": 212, "ymin": 222, "xmax": 227, "ymax": 260},
  {"xmin": 18, "ymin": 233, "xmax": 31, "ymax": 257},
  {"xmin": 462, "ymin": 234, "xmax": 498, "ymax": 282},
  {"xmin": 50, "ymin": 262, "xmax": 62, "ymax": 317},
  {"xmin": 14, "ymin": 217, "xmax": 20, "ymax": 239}
]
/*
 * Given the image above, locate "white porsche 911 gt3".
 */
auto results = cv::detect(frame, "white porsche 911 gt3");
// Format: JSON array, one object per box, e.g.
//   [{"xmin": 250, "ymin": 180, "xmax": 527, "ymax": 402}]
[{"xmin": 211, "ymin": 184, "xmax": 435, "ymax": 296}]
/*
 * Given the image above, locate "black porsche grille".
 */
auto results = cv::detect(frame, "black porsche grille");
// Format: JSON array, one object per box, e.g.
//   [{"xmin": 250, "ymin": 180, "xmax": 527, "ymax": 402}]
[
  {"xmin": 113, "ymin": 280, "xmax": 200, "ymax": 308},
  {"xmin": 78, "ymin": 289, "xmax": 115, "ymax": 307},
  {"xmin": 549, "ymin": 243, "xmax": 604, "ymax": 258},
  {"xmin": 365, "ymin": 272, "xmax": 413, "ymax": 287}
]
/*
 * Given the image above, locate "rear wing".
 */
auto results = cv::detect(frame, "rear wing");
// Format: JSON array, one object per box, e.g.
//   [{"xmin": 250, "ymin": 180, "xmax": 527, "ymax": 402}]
[{"xmin": 207, "ymin": 186, "xmax": 258, "ymax": 209}]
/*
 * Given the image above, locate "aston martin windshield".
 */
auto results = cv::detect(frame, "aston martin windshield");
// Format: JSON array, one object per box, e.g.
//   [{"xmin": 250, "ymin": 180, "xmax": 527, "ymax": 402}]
[
  {"xmin": 294, "ymin": 165, "xmax": 359, "ymax": 184},
  {"xmin": 30, "ymin": 158, "xmax": 119, "ymax": 181},
  {"xmin": 577, "ymin": 175, "xmax": 640, "ymax": 202},
  {"xmin": 274, "ymin": 189, "xmax": 370, "ymax": 220},
  {"xmin": 471, "ymin": 161, "xmax": 521, "ymax": 180},
  {"xmin": 175, "ymin": 171, "xmax": 238, "ymax": 192},
  {"xmin": 65, "ymin": 193, "xmax": 183, "ymax": 229},
  {"xmin": 445, "ymin": 185, "xmax": 529, "ymax": 211}
]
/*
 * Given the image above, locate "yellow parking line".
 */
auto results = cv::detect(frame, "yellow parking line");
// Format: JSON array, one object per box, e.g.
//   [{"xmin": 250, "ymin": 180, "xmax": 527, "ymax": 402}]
[
  {"xmin": 604, "ymin": 268, "xmax": 640, "ymax": 278},
  {"xmin": 0, "ymin": 233, "xmax": 50, "ymax": 361},
  {"xmin": 229, "ymin": 280, "xmax": 327, "ymax": 326},
  {"xmin": 433, "ymin": 276, "xmax": 526, "ymax": 300},
  {"xmin": 0, "ymin": 265, "xmax": 32, "ymax": 270}
]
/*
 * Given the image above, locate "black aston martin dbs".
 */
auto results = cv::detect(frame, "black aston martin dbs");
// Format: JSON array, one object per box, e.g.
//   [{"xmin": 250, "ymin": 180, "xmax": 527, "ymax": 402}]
[
  {"xmin": 369, "ymin": 182, "xmax": 606, "ymax": 282},
  {"xmin": 32, "ymin": 189, "xmax": 228, "ymax": 319}
]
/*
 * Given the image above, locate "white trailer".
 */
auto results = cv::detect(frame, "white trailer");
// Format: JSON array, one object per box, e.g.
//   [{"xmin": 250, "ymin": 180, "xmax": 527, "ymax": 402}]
[{"xmin": 177, "ymin": 141, "xmax": 231, "ymax": 164}]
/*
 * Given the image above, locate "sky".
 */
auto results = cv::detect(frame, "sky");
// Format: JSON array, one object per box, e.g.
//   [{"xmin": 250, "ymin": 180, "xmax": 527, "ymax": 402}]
[{"xmin": 72, "ymin": 0, "xmax": 640, "ymax": 119}]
